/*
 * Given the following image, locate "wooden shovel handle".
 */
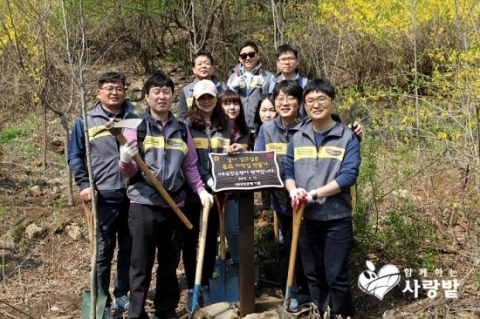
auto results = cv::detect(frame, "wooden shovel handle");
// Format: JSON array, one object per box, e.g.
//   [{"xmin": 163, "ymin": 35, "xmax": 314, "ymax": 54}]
[
  {"xmin": 82, "ymin": 200, "xmax": 94, "ymax": 256},
  {"xmin": 113, "ymin": 129, "xmax": 193, "ymax": 229},
  {"xmin": 194, "ymin": 199, "xmax": 212, "ymax": 286},
  {"xmin": 286, "ymin": 202, "xmax": 305, "ymax": 288},
  {"xmin": 214, "ymin": 195, "xmax": 228, "ymax": 260}
]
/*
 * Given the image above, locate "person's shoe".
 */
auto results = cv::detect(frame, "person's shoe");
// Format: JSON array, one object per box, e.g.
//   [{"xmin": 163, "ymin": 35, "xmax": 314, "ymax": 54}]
[
  {"xmin": 113, "ymin": 294, "xmax": 130, "ymax": 312},
  {"xmin": 297, "ymin": 294, "xmax": 312, "ymax": 305},
  {"xmin": 288, "ymin": 294, "xmax": 311, "ymax": 312},
  {"xmin": 200, "ymin": 285, "xmax": 213, "ymax": 306},
  {"xmin": 186, "ymin": 289, "xmax": 194, "ymax": 312},
  {"xmin": 103, "ymin": 307, "xmax": 114, "ymax": 319}
]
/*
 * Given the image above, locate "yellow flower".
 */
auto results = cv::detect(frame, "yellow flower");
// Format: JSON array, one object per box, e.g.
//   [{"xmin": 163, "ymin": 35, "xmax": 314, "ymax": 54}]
[
  {"xmin": 437, "ymin": 132, "xmax": 447, "ymax": 140},
  {"xmin": 450, "ymin": 133, "xmax": 461, "ymax": 141}
]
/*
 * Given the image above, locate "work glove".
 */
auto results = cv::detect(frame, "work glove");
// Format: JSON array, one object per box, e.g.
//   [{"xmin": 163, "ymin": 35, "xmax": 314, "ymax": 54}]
[
  {"xmin": 306, "ymin": 189, "xmax": 318, "ymax": 202},
  {"xmin": 250, "ymin": 75, "xmax": 264, "ymax": 88},
  {"xmin": 206, "ymin": 178, "xmax": 215, "ymax": 189},
  {"xmin": 199, "ymin": 190, "xmax": 214, "ymax": 207},
  {"xmin": 120, "ymin": 141, "xmax": 138, "ymax": 163},
  {"xmin": 289, "ymin": 188, "xmax": 307, "ymax": 210},
  {"xmin": 230, "ymin": 76, "xmax": 245, "ymax": 90}
]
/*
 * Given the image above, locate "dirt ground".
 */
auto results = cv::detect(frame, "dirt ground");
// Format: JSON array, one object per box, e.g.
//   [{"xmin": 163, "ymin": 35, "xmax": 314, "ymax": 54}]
[{"xmin": 1, "ymin": 104, "xmax": 480, "ymax": 319}]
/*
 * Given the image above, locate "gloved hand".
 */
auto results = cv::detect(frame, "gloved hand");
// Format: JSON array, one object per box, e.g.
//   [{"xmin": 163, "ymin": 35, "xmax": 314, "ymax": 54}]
[
  {"xmin": 120, "ymin": 141, "xmax": 138, "ymax": 163},
  {"xmin": 251, "ymin": 75, "xmax": 264, "ymax": 87},
  {"xmin": 206, "ymin": 178, "xmax": 215, "ymax": 189},
  {"xmin": 199, "ymin": 190, "xmax": 214, "ymax": 207},
  {"xmin": 230, "ymin": 76, "xmax": 245, "ymax": 90},
  {"xmin": 289, "ymin": 188, "xmax": 307, "ymax": 209},
  {"xmin": 306, "ymin": 189, "xmax": 317, "ymax": 202}
]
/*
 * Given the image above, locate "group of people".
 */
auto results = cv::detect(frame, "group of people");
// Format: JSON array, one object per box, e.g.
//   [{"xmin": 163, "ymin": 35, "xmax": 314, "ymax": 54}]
[{"xmin": 67, "ymin": 40, "xmax": 362, "ymax": 319}]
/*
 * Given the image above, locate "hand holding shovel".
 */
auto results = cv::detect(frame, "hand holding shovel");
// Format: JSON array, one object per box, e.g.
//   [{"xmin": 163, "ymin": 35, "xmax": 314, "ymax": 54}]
[{"xmin": 104, "ymin": 119, "xmax": 193, "ymax": 229}]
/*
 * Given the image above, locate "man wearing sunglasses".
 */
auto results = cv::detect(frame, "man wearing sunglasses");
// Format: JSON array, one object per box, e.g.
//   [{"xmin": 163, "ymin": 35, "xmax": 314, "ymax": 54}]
[
  {"xmin": 266, "ymin": 44, "xmax": 310, "ymax": 104},
  {"xmin": 227, "ymin": 40, "xmax": 275, "ymax": 131}
]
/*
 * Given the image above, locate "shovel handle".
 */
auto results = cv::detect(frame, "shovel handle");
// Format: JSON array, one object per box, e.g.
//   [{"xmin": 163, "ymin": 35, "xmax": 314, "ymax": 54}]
[
  {"xmin": 273, "ymin": 211, "xmax": 280, "ymax": 243},
  {"xmin": 214, "ymin": 195, "xmax": 229, "ymax": 260},
  {"xmin": 284, "ymin": 202, "xmax": 305, "ymax": 306},
  {"xmin": 194, "ymin": 199, "xmax": 212, "ymax": 286},
  {"xmin": 82, "ymin": 200, "xmax": 94, "ymax": 255},
  {"xmin": 112, "ymin": 129, "xmax": 193, "ymax": 230}
]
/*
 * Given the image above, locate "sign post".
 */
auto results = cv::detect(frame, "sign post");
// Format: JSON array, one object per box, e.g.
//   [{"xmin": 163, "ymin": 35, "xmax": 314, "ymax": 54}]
[{"xmin": 209, "ymin": 151, "xmax": 283, "ymax": 317}]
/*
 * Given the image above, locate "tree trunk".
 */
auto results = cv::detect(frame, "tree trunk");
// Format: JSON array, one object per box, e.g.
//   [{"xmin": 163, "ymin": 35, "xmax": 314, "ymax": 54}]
[
  {"xmin": 42, "ymin": 101, "xmax": 47, "ymax": 169},
  {"xmin": 61, "ymin": 115, "xmax": 74, "ymax": 206}
]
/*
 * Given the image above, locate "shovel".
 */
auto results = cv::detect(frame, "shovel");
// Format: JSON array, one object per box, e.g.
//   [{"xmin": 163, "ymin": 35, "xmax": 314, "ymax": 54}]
[
  {"xmin": 80, "ymin": 289, "xmax": 107, "ymax": 319},
  {"xmin": 209, "ymin": 195, "xmax": 239, "ymax": 303},
  {"xmin": 104, "ymin": 118, "xmax": 193, "ymax": 229},
  {"xmin": 283, "ymin": 202, "xmax": 305, "ymax": 310},
  {"xmin": 189, "ymin": 199, "xmax": 212, "ymax": 318},
  {"xmin": 80, "ymin": 195, "xmax": 107, "ymax": 319}
]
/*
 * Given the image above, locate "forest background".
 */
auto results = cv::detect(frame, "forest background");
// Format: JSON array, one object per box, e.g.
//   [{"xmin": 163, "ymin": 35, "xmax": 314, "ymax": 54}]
[{"xmin": 0, "ymin": 0, "xmax": 480, "ymax": 318}]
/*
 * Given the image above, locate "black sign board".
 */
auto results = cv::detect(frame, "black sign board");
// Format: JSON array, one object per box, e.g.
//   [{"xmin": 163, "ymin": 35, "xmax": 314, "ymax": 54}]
[{"xmin": 209, "ymin": 151, "xmax": 284, "ymax": 192}]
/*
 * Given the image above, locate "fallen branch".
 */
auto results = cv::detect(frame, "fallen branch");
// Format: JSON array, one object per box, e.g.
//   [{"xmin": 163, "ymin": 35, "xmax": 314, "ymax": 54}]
[{"xmin": 0, "ymin": 299, "xmax": 31, "ymax": 318}]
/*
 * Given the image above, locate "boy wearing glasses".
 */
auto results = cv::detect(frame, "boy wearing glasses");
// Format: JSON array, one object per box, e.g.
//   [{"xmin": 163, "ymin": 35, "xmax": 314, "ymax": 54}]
[
  {"xmin": 284, "ymin": 79, "xmax": 361, "ymax": 318},
  {"xmin": 68, "ymin": 72, "xmax": 135, "ymax": 319},
  {"xmin": 266, "ymin": 44, "xmax": 310, "ymax": 97},
  {"xmin": 177, "ymin": 50, "xmax": 227, "ymax": 119},
  {"xmin": 227, "ymin": 40, "xmax": 275, "ymax": 131}
]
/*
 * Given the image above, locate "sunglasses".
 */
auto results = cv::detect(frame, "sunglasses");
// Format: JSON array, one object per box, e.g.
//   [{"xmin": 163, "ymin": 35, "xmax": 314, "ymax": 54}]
[{"xmin": 239, "ymin": 52, "xmax": 256, "ymax": 60}]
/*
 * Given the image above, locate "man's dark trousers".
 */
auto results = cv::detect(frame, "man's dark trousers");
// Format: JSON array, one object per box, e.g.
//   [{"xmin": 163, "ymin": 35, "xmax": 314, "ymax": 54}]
[
  {"xmin": 299, "ymin": 216, "xmax": 354, "ymax": 317},
  {"xmin": 96, "ymin": 190, "xmax": 131, "ymax": 306},
  {"xmin": 128, "ymin": 204, "xmax": 184, "ymax": 319}
]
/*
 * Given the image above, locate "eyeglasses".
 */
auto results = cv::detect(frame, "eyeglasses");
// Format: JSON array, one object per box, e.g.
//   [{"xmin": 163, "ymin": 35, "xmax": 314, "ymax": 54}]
[
  {"xmin": 100, "ymin": 86, "xmax": 125, "ymax": 94},
  {"xmin": 239, "ymin": 52, "xmax": 256, "ymax": 60},
  {"xmin": 275, "ymin": 96, "xmax": 297, "ymax": 104},
  {"xmin": 277, "ymin": 57, "xmax": 296, "ymax": 63},
  {"xmin": 305, "ymin": 96, "xmax": 330, "ymax": 106}
]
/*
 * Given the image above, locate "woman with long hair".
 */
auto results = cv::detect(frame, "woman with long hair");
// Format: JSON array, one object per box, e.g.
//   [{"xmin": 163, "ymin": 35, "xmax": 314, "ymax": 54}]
[{"xmin": 181, "ymin": 81, "xmax": 245, "ymax": 311}]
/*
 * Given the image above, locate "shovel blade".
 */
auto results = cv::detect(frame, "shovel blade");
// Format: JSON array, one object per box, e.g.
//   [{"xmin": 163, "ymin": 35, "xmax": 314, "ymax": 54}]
[
  {"xmin": 224, "ymin": 275, "xmax": 239, "ymax": 303},
  {"xmin": 209, "ymin": 276, "xmax": 226, "ymax": 303},
  {"xmin": 81, "ymin": 290, "xmax": 107, "ymax": 319},
  {"xmin": 209, "ymin": 275, "xmax": 239, "ymax": 303}
]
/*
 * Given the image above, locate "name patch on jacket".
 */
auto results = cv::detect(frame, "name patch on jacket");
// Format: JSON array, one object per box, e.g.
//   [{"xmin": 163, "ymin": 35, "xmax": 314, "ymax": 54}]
[
  {"xmin": 166, "ymin": 138, "xmax": 188, "ymax": 154},
  {"xmin": 294, "ymin": 146, "xmax": 345, "ymax": 161},
  {"xmin": 143, "ymin": 136, "xmax": 187, "ymax": 154},
  {"xmin": 143, "ymin": 136, "xmax": 165, "ymax": 150},
  {"xmin": 193, "ymin": 137, "xmax": 230, "ymax": 150},
  {"xmin": 88, "ymin": 125, "xmax": 111, "ymax": 141},
  {"xmin": 266, "ymin": 143, "xmax": 287, "ymax": 155}
]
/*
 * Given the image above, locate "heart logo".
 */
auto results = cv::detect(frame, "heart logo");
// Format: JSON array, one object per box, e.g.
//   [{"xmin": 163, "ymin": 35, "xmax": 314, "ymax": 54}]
[{"xmin": 358, "ymin": 260, "xmax": 401, "ymax": 300}]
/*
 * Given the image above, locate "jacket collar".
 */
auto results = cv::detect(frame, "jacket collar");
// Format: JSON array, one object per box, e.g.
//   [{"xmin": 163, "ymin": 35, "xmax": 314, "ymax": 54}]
[
  {"xmin": 301, "ymin": 120, "xmax": 344, "ymax": 144},
  {"xmin": 235, "ymin": 62, "xmax": 263, "ymax": 76},
  {"xmin": 91, "ymin": 100, "xmax": 135, "ymax": 119},
  {"xmin": 273, "ymin": 112, "xmax": 307, "ymax": 131}
]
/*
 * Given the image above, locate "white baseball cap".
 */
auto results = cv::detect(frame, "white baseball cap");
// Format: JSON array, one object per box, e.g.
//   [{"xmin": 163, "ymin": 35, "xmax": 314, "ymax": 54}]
[{"xmin": 193, "ymin": 80, "xmax": 218, "ymax": 99}]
